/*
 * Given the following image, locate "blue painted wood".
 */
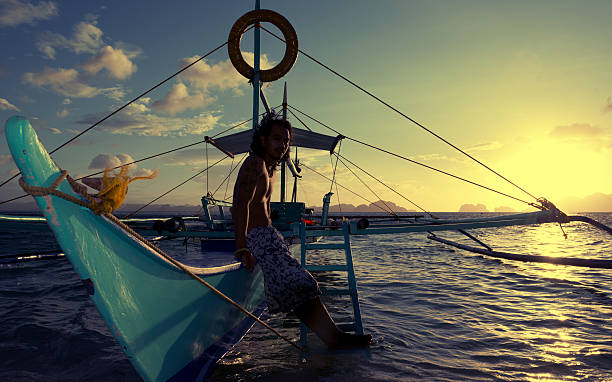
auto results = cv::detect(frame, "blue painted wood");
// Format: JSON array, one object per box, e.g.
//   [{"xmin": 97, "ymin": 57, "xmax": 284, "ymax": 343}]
[
  {"xmin": 5, "ymin": 116, "xmax": 265, "ymax": 382},
  {"xmin": 343, "ymin": 221, "xmax": 363, "ymax": 335},
  {"xmin": 299, "ymin": 220, "xmax": 364, "ymax": 347}
]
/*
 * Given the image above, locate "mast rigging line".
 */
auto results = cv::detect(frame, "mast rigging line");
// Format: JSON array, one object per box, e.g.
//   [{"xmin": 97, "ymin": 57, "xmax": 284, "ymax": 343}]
[
  {"xmin": 258, "ymin": 25, "xmax": 539, "ymax": 203},
  {"xmin": 334, "ymin": 154, "xmax": 400, "ymax": 217},
  {"xmin": 0, "ymin": 41, "xmax": 232, "ymax": 191},
  {"xmin": 0, "ymin": 107, "xmax": 279, "ymax": 207},
  {"xmin": 287, "ymin": 104, "xmax": 537, "ymax": 209},
  {"xmin": 300, "ymin": 162, "xmax": 395, "ymax": 216},
  {"xmin": 124, "ymin": 156, "xmax": 227, "ymax": 219},
  {"xmin": 211, "ymin": 153, "xmax": 248, "ymax": 199},
  {"xmin": 334, "ymin": 152, "xmax": 434, "ymax": 219}
]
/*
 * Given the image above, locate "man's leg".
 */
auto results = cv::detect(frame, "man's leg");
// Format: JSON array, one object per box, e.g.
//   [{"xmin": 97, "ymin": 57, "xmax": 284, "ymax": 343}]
[{"xmin": 294, "ymin": 297, "xmax": 372, "ymax": 349}]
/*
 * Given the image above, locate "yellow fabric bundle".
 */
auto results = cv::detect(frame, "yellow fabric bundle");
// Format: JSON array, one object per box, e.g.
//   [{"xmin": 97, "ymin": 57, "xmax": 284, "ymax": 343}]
[{"xmin": 92, "ymin": 165, "xmax": 158, "ymax": 214}]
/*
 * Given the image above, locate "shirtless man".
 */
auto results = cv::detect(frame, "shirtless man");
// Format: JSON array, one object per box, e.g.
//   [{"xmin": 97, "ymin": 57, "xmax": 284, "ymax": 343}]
[{"xmin": 232, "ymin": 114, "xmax": 371, "ymax": 349}]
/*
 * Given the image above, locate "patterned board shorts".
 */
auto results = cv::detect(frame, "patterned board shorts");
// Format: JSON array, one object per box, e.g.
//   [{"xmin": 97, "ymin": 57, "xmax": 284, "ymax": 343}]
[{"xmin": 247, "ymin": 226, "xmax": 321, "ymax": 314}]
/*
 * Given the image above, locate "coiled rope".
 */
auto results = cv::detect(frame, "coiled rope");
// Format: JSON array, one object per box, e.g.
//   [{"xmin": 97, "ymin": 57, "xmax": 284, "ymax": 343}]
[{"xmin": 18, "ymin": 171, "xmax": 307, "ymax": 354}]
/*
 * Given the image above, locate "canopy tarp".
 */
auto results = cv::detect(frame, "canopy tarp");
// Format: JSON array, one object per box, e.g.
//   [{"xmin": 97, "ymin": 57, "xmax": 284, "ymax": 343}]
[{"xmin": 207, "ymin": 128, "xmax": 342, "ymax": 156}]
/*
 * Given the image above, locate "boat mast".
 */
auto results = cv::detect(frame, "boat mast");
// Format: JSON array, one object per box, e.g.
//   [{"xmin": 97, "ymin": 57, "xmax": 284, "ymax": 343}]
[
  {"xmin": 251, "ymin": 0, "xmax": 261, "ymax": 131},
  {"xmin": 281, "ymin": 82, "xmax": 287, "ymax": 202}
]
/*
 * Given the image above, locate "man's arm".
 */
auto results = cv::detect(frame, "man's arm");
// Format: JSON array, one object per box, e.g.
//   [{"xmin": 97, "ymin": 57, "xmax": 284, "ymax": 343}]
[{"xmin": 233, "ymin": 157, "xmax": 263, "ymax": 255}]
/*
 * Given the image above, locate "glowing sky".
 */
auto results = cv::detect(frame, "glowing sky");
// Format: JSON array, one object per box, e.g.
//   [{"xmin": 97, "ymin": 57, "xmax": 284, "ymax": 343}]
[{"xmin": 0, "ymin": 0, "xmax": 611, "ymax": 213}]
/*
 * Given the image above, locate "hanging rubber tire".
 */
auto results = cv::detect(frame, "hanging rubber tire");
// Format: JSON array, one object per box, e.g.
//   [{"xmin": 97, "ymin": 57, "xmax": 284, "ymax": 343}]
[{"xmin": 228, "ymin": 9, "xmax": 298, "ymax": 82}]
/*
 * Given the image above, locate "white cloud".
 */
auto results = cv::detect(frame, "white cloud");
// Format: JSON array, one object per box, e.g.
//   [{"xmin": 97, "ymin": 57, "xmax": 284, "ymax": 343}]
[
  {"xmin": 0, "ymin": 0, "xmax": 58, "ymax": 28},
  {"xmin": 22, "ymin": 67, "xmax": 125, "ymax": 100},
  {"xmin": 550, "ymin": 123, "xmax": 605, "ymax": 138},
  {"xmin": 466, "ymin": 141, "xmax": 502, "ymax": 152},
  {"xmin": 76, "ymin": 99, "xmax": 222, "ymax": 136},
  {"xmin": 88, "ymin": 153, "xmax": 136, "ymax": 170},
  {"xmin": 408, "ymin": 153, "xmax": 463, "ymax": 163},
  {"xmin": 48, "ymin": 127, "xmax": 61, "ymax": 134},
  {"xmin": 56, "ymin": 108, "xmax": 68, "ymax": 118},
  {"xmin": 0, "ymin": 97, "xmax": 20, "ymax": 111},
  {"xmin": 101, "ymin": 86, "xmax": 126, "ymax": 101},
  {"xmin": 37, "ymin": 21, "xmax": 103, "ymax": 59},
  {"xmin": 168, "ymin": 148, "xmax": 214, "ymax": 166},
  {"xmin": 23, "ymin": 67, "xmax": 99, "ymax": 97},
  {"xmin": 133, "ymin": 168, "xmax": 156, "ymax": 177},
  {"xmin": 82, "ymin": 45, "xmax": 137, "ymax": 80},
  {"xmin": 152, "ymin": 83, "xmax": 215, "ymax": 115},
  {"xmin": 178, "ymin": 53, "xmax": 274, "ymax": 95}
]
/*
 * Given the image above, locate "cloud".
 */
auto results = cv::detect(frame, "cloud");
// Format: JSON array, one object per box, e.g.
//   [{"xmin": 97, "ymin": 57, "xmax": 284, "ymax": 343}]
[
  {"xmin": 0, "ymin": 0, "xmax": 58, "ymax": 27},
  {"xmin": 0, "ymin": 97, "xmax": 20, "ymax": 111},
  {"xmin": 550, "ymin": 123, "xmax": 605, "ymax": 138},
  {"xmin": 151, "ymin": 83, "xmax": 215, "ymax": 115},
  {"xmin": 37, "ymin": 21, "xmax": 103, "ymax": 59},
  {"xmin": 22, "ymin": 66, "xmax": 125, "ymax": 100},
  {"xmin": 178, "ymin": 53, "xmax": 274, "ymax": 95},
  {"xmin": 23, "ymin": 67, "xmax": 99, "ymax": 97},
  {"xmin": 466, "ymin": 141, "xmax": 502, "ymax": 152},
  {"xmin": 168, "ymin": 148, "xmax": 214, "ymax": 166},
  {"xmin": 408, "ymin": 153, "xmax": 463, "ymax": 163},
  {"xmin": 604, "ymin": 96, "xmax": 612, "ymax": 113},
  {"xmin": 133, "ymin": 168, "xmax": 156, "ymax": 177},
  {"xmin": 76, "ymin": 99, "xmax": 222, "ymax": 136},
  {"xmin": 56, "ymin": 108, "xmax": 68, "ymax": 118},
  {"xmin": 88, "ymin": 153, "xmax": 136, "ymax": 170},
  {"xmin": 82, "ymin": 45, "xmax": 137, "ymax": 80},
  {"xmin": 48, "ymin": 127, "xmax": 61, "ymax": 134}
]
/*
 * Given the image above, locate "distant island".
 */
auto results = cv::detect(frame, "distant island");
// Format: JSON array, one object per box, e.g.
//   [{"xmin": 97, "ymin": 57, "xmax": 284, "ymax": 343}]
[
  {"xmin": 458, "ymin": 204, "xmax": 516, "ymax": 213},
  {"xmin": 458, "ymin": 193, "xmax": 612, "ymax": 213},
  {"xmin": 458, "ymin": 203, "xmax": 489, "ymax": 213},
  {"xmin": 308, "ymin": 200, "xmax": 416, "ymax": 213}
]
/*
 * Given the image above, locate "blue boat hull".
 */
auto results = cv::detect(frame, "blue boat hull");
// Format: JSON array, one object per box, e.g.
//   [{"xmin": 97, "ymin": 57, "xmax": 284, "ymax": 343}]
[{"xmin": 5, "ymin": 116, "xmax": 266, "ymax": 382}]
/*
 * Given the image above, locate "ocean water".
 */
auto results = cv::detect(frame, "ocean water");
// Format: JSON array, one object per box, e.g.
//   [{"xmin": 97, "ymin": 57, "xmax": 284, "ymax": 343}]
[{"xmin": 1, "ymin": 212, "xmax": 611, "ymax": 381}]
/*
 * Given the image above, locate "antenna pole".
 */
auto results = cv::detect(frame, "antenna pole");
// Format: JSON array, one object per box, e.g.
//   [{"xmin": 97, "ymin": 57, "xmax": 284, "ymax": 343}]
[
  {"xmin": 281, "ymin": 82, "xmax": 287, "ymax": 202},
  {"xmin": 252, "ymin": 0, "xmax": 261, "ymax": 131}
]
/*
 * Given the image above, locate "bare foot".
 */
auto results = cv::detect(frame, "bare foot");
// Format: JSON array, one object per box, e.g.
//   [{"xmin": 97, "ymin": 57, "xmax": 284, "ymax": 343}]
[{"xmin": 328, "ymin": 332, "xmax": 372, "ymax": 350}]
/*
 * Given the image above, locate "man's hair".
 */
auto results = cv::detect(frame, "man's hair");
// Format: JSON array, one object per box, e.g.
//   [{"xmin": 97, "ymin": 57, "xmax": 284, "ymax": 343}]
[{"xmin": 250, "ymin": 111, "xmax": 293, "ymax": 164}]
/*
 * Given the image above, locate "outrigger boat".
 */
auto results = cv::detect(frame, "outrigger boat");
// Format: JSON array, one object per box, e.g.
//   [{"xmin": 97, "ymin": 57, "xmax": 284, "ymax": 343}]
[{"xmin": 4, "ymin": 3, "xmax": 612, "ymax": 382}]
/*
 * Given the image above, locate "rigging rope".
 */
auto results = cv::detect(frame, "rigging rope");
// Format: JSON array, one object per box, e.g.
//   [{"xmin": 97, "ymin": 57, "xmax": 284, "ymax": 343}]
[
  {"xmin": 0, "ymin": 108, "xmax": 277, "ymax": 207},
  {"xmin": 288, "ymin": 104, "xmax": 539, "ymax": 209},
  {"xmin": 125, "ymin": 156, "xmax": 227, "ymax": 219},
  {"xmin": 300, "ymin": 162, "xmax": 394, "ymax": 215},
  {"xmin": 212, "ymin": 153, "xmax": 248, "ymax": 198},
  {"xmin": 17, "ymin": 171, "xmax": 306, "ymax": 353},
  {"xmin": 0, "ymin": 41, "xmax": 231, "ymax": 191},
  {"xmin": 259, "ymin": 25, "xmax": 539, "ymax": 203},
  {"xmin": 335, "ymin": 153, "xmax": 434, "ymax": 218},
  {"xmin": 334, "ymin": 154, "xmax": 397, "ymax": 216},
  {"xmin": 224, "ymin": 156, "xmax": 236, "ymax": 200},
  {"xmin": 287, "ymin": 108, "xmax": 312, "ymax": 132}
]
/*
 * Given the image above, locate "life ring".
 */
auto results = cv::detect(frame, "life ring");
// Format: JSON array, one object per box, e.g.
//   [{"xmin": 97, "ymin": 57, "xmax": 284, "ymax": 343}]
[{"xmin": 228, "ymin": 9, "xmax": 298, "ymax": 82}]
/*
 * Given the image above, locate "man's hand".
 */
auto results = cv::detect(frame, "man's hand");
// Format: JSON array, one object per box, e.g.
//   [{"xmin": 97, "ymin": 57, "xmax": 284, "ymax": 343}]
[{"xmin": 241, "ymin": 251, "xmax": 257, "ymax": 271}]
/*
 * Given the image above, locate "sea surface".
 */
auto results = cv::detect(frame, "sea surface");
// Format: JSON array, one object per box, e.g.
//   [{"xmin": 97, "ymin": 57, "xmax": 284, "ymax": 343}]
[{"xmin": 1, "ymin": 212, "xmax": 611, "ymax": 381}]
